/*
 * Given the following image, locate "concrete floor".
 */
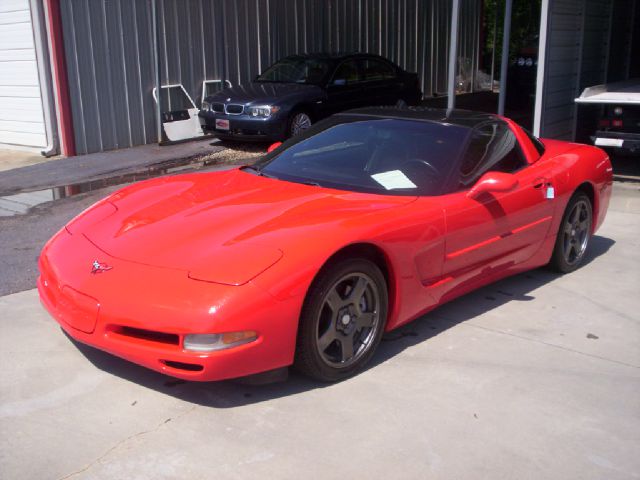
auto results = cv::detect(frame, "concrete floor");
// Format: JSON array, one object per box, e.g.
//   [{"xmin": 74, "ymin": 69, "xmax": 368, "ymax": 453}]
[
  {"xmin": 0, "ymin": 184, "xmax": 638, "ymax": 480},
  {"xmin": 0, "ymin": 148, "xmax": 60, "ymax": 173}
]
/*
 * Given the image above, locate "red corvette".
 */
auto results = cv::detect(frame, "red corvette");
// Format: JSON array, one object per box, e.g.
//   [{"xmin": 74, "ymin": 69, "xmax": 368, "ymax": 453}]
[{"xmin": 38, "ymin": 108, "xmax": 613, "ymax": 382}]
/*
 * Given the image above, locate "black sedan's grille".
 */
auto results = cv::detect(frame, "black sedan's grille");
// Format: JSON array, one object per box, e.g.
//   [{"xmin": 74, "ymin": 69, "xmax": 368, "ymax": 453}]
[
  {"xmin": 225, "ymin": 104, "xmax": 244, "ymax": 115},
  {"xmin": 211, "ymin": 103, "xmax": 224, "ymax": 113}
]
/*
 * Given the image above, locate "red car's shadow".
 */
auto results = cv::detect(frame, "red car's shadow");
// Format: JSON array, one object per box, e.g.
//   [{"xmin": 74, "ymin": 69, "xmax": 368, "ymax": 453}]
[{"xmin": 67, "ymin": 235, "xmax": 615, "ymax": 407}]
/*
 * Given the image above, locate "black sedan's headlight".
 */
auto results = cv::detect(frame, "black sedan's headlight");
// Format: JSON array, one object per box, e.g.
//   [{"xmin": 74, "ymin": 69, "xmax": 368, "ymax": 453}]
[
  {"xmin": 247, "ymin": 105, "xmax": 280, "ymax": 118},
  {"xmin": 201, "ymin": 100, "xmax": 211, "ymax": 112}
]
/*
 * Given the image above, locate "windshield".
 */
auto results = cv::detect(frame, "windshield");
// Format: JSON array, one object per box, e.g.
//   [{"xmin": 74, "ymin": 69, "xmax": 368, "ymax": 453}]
[
  {"xmin": 256, "ymin": 58, "xmax": 330, "ymax": 84},
  {"xmin": 253, "ymin": 117, "xmax": 470, "ymax": 196}
]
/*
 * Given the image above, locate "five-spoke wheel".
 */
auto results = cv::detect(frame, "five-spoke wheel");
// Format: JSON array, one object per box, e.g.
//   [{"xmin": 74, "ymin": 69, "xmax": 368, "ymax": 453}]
[
  {"xmin": 295, "ymin": 258, "xmax": 388, "ymax": 382},
  {"xmin": 549, "ymin": 191, "xmax": 593, "ymax": 273}
]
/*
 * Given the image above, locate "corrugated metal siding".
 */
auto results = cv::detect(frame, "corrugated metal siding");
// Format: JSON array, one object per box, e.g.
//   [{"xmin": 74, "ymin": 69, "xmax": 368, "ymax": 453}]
[
  {"xmin": 327, "ymin": 0, "xmax": 481, "ymax": 96},
  {"xmin": 61, "ymin": 0, "xmax": 480, "ymax": 154},
  {"xmin": 0, "ymin": 0, "xmax": 47, "ymax": 148},
  {"xmin": 539, "ymin": 0, "xmax": 612, "ymax": 140}
]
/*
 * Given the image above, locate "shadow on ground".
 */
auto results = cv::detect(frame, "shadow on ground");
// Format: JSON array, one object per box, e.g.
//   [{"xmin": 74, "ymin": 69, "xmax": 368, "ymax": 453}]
[{"xmin": 68, "ymin": 235, "xmax": 615, "ymax": 408}]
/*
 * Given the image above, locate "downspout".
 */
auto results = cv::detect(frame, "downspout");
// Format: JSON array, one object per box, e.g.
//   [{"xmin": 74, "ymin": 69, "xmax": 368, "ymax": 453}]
[
  {"xmin": 151, "ymin": 0, "xmax": 163, "ymax": 145},
  {"xmin": 43, "ymin": 0, "xmax": 75, "ymax": 157},
  {"xmin": 30, "ymin": 0, "xmax": 58, "ymax": 157},
  {"xmin": 497, "ymin": 0, "xmax": 513, "ymax": 116},
  {"xmin": 447, "ymin": 0, "xmax": 461, "ymax": 112},
  {"xmin": 532, "ymin": 0, "xmax": 550, "ymax": 137}
]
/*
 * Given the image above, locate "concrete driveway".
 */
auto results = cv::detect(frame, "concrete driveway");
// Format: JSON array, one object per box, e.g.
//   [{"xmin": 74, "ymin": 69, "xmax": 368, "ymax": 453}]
[{"xmin": 1, "ymin": 184, "xmax": 638, "ymax": 480}]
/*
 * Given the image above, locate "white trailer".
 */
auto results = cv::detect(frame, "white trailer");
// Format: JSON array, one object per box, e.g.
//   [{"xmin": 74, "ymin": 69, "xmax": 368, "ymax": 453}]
[{"xmin": 575, "ymin": 79, "xmax": 640, "ymax": 155}]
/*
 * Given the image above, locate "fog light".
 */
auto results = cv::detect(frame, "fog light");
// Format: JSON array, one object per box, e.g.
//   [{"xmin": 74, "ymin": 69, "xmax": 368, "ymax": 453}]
[{"xmin": 183, "ymin": 331, "xmax": 257, "ymax": 352}]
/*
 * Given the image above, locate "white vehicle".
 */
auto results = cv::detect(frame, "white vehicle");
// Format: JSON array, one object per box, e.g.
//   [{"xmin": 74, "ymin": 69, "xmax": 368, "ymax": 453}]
[{"xmin": 576, "ymin": 79, "xmax": 640, "ymax": 155}]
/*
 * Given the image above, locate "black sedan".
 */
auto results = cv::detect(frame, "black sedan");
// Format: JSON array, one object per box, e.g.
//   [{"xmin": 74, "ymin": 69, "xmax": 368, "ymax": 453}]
[{"xmin": 199, "ymin": 53, "xmax": 422, "ymax": 142}]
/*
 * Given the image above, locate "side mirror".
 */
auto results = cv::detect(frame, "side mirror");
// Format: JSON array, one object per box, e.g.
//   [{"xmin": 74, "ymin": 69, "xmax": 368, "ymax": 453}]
[
  {"xmin": 267, "ymin": 141, "xmax": 282, "ymax": 153},
  {"xmin": 467, "ymin": 172, "xmax": 519, "ymax": 199},
  {"xmin": 332, "ymin": 78, "xmax": 347, "ymax": 86}
]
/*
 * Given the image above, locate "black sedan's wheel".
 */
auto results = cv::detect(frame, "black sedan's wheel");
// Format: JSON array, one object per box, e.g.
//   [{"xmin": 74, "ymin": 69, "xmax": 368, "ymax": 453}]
[
  {"xmin": 289, "ymin": 112, "xmax": 312, "ymax": 137},
  {"xmin": 549, "ymin": 192, "xmax": 593, "ymax": 273},
  {"xmin": 295, "ymin": 259, "xmax": 388, "ymax": 382}
]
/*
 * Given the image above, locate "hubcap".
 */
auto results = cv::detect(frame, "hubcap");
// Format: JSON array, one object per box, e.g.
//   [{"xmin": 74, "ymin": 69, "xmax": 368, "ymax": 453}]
[
  {"xmin": 316, "ymin": 273, "xmax": 380, "ymax": 368},
  {"xmin": 291, "ymin": 113, "xmax": 312, "ymax": 136},
  {"xmin": 562, "ymin": 199, "xmax": 591, "ymax": 265}
]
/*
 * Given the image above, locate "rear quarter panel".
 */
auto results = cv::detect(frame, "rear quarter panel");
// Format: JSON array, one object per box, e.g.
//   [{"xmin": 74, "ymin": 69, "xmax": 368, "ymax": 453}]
[{"xmin": 542, "ymin": 139, "xmax": 613, "ymax": 236}]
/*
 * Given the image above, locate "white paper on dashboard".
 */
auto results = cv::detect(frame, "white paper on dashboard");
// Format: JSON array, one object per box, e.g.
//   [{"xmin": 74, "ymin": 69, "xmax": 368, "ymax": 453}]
[{"xmin": 371, "ymin": 170, "xmax": 417, "ymax": 190}]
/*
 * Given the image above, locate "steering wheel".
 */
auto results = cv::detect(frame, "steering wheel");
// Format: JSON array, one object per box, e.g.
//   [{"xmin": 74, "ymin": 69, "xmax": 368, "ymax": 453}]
[
  {"xmin": 399, "ymin": 159, "xmax": 440, "ymax": 190},
  {"xmin": 400, "ymin": 159, "xmax": 439, "ymax": 176}
]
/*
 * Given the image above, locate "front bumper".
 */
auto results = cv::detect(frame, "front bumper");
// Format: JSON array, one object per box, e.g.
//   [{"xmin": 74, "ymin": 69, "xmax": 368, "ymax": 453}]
[
  {"xmin": 199, "ymin": 110, "xmax": 287, "ymax": 142},
  {"xmin": 38, "ymin": 228, "xmax": 299, "ymax": 381},
  {"xmin": 592, "ymin": 130, "xmax": 640, "ymax": 154}
]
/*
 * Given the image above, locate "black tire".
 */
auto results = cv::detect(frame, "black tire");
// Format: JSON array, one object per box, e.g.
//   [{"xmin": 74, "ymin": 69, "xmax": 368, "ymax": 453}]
[
  {"xmin": 294, "ymin": 258, "xmax": 388, "ymax": 382},
  {"xmin": 288, "ymin": 111, "xmax": 313, "ymax": 138},
  {"xmin": 548, "ymin": 191, "xmax": 593, "ymax": 273}
]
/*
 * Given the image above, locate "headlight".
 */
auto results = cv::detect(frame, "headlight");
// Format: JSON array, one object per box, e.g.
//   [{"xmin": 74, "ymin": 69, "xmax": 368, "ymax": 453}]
[
  {"xmin": 201, "ymin": 100, "xmax": 211, "ymax": 112},
  {"xmin": 248, "ymin": 105, "xmax": 280, "ymax": 118},
  {"xmin": 183, "ymin": 331, "xmax": 257, "ymax": 352}
]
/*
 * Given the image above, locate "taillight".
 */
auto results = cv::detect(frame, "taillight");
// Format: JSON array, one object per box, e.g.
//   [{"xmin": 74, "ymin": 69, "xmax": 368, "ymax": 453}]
[
  {"xmin": 612, "ymin": 119, "xmax": 623, "ymax": 128},
  {"xmin": 599, "ymin": 119, "xmax": 610, "ymax": 128}
]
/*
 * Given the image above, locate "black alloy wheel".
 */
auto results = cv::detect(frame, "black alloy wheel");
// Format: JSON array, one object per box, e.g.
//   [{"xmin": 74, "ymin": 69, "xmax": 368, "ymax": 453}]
[{"xmin": 295, "ymin": 258, "xmax": 388, "ymax": 382}]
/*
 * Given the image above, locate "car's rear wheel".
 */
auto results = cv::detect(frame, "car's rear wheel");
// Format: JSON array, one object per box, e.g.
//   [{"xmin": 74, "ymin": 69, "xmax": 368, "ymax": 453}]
[
  {"xmin": 549, "ymin": 191, "xmax": 593, "ymax": 273},
  {"xmin": 289, "ymin": 111, "xmax": 312, "ymax": 137},
  {"xmin": 295, "ymin": 258, "xmax": 388, "ymax": 382}
]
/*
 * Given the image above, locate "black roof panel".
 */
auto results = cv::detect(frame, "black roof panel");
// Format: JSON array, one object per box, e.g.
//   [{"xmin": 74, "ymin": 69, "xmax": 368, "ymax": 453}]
[{"xmin": 337, "ymin": 106, "xmax": 500, "ymax": 129}]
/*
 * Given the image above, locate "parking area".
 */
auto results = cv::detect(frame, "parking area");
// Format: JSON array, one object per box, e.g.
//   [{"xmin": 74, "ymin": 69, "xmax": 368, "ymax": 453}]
[{"xmin": 0, "ymin": 182, "xmax": 638, "ymax": 479}]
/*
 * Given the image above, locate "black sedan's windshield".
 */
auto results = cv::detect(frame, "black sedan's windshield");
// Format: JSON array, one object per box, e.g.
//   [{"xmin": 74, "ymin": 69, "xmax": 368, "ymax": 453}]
[
  {"xmin": 256, "ymin": 58, "xmax": 330, "ymax": 84},
  {"xmin": 253, "ymin": 117, "xmax": 470, "ymax": 196}
]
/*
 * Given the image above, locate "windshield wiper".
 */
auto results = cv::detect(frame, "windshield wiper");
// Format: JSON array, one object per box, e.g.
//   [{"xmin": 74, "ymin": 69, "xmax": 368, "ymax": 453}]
[
  {"xmin": 299, "ymin": 180, "xmax": 322, "ymax": 187},
  {"xmin": 240, "ymin": 165, "xmax": 278, "ymax": 179}
]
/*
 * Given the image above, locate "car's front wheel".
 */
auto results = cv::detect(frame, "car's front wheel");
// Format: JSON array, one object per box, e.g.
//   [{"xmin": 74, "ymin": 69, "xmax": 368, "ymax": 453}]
[
  {"xmin": 288, "ymin": 111, "xmax": 312, "ymax": 137},
  {"xmin": 295, "ymin": 258, "xmax": 388, "ymax": 382},
  {"xmin": 549, "ymin": 191, "xmax": 593, "ymax": 273}
]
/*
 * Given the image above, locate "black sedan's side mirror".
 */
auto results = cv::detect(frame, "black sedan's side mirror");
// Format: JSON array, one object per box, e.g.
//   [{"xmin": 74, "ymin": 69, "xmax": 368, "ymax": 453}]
[{"xmin": 332, "ymin": 79, "xmax": 347, "ymax": 86}]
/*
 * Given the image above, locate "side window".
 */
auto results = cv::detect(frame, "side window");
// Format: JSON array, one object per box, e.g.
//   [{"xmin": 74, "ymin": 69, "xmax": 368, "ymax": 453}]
[
  {"xmin": 363, "ymin": 59, "xmax": 396, "ymax": 81},
  {"xmin": 459, "ymin": 122, "xmax": 528, "ymax": 188},
  {"xmin": 332, "ymin": 60, "xmax": 361, "ymax": 85}
]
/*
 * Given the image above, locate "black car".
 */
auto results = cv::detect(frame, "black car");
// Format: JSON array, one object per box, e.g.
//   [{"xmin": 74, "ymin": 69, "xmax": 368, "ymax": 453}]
[{"xmin": 199, "ymin": 53, "xmax": 422, "ymax": 142}]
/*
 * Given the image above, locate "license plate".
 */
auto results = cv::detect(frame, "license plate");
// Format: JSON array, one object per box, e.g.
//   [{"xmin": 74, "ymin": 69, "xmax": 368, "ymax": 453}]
[
  {"xmin": 595, "ymin": 137, "xmax": 623, "ymax": 147},
  {"xmin": 215, "ymin": 119, "xmax": 230, "ymax": 131}
]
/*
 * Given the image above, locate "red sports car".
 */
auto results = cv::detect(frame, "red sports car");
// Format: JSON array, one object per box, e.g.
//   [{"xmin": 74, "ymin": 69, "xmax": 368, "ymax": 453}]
[{"xmin": 38, "ymin": 108, "xmax": 613, "ymax": 382}]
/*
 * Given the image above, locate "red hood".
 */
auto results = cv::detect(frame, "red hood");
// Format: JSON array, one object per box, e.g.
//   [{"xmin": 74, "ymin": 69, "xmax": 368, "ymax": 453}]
[{"xmin": 79, "ymin": 169, "xmax": 415, "ymax": 284}]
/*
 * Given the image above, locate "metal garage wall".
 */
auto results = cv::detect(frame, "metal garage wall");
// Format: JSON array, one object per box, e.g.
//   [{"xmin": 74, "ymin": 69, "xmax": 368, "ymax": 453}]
[
  {"xmin": 0, "ymin": 0, "xmax": 47, "ymax": 148},
  {"xmin": 60, "ymin": 0, "xmax": 480, "ymax": 155},
  {"xmin": 60, "ymin": 0, "xmax": 329, "ymax": 154},
  {"xmin": 537, "ymin": 0, "xmax": 612, "ymax": 140},
  {"xmin": 327, "ymin": 0, "xmax": 481, "ymax": 97}
]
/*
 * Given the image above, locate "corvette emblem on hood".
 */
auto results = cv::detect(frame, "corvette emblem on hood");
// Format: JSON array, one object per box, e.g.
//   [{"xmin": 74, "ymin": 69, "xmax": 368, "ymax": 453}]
[{"xmin": 91, "ymin": 260, "xmax": 113, "ymax": 274}]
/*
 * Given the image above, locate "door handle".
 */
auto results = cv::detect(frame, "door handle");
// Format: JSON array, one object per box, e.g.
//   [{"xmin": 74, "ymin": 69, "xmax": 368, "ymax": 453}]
[{"xmin": 532, "ymin": 178, "xmax": 546, "ymax": 189}]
